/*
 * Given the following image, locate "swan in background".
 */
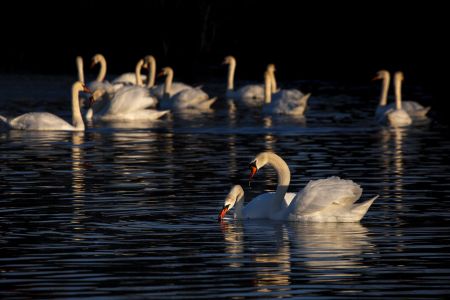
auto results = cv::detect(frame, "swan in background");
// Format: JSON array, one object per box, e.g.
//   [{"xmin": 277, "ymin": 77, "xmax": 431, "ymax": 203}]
[
  {"xmin": 76, "ymin": 56, "xmax": 85, "ymax": 83},
  {"xmin": 89, "ymin": 59, "xmax": 165, "ymax": 122},
  {"xmin": 0, "ymin": 82, "xmax": 90, "ymax": 131},
  {"xmin": 373, "ymin": 70, "xmax": 391, "ymax": 118},
  {"xmin": 223, "ymin": 55, "xmax": 265, "ymax": 108},
  {"xmin": 218, "ymin": 152, "xmax": 378, "ymax": 222},
  {"xmin": 159, "ymin": 67, "xmax": 216, "ymax": 111},
  {"xmin": 373, "ymin": 70, "xmax": 430, "ymax": 118},
  {"xmin": 377, "ymin": 72, "xmax": 412, "ymax": 127},
  {"xmin": 262, "ymin": 71, "xmax": 311, "ymax": 115}
]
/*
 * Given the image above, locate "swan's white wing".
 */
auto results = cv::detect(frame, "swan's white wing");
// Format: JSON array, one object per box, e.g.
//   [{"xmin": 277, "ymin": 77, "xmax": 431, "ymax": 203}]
[
  {"xmin": 402, "ymin": 101, "xmax": 430, "ymax": 117},
  {"xmin": 237, "ymin": 84, "xmax": 264, "ymax": 100},
  {"xmin": 112, "ymin": 73, "xmax": 147, "ymax": 85},
  {"xmin": 289, "ymin": 176, "xmax": 362, "ymax": 216},
  {"xmin": 151, "ymin": 82, "xmax": 192, "ymax": 99},
  {"xmin": 171, "ymin": 88, "xmax": 215, "ymax": 110},
  {"xmin": 9, "ymin": 112, "xmax": 74, "ymax": 131},
  {"xmin": 269, "ymin": 90, "xmax": 310, "ymax": 115},
  {"xmin": 102, "ymin": 86, "xmax": 157, "ymax": 115},
  {"xmin": 97, "ymin": 109, "xmax": 169, "ymax": 122},
  {"xmin": 242, "ymin": 192, "xmax": 297, "ymax": 219}
]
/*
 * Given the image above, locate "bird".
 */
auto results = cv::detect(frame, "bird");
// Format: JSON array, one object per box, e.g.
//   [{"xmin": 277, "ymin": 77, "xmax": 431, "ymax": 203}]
[{"xmin": 218, "ymin": 152, "xmax": 378, "ymax": 222}]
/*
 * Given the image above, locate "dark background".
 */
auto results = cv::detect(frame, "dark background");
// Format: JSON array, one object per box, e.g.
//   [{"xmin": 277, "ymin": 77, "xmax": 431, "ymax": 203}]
[{"xmin": 0, "ymin": 0, "xmax": 433, "ymax": 98}]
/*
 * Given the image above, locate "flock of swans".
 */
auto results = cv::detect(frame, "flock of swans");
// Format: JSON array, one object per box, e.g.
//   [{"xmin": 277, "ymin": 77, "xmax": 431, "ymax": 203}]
[
  {"xmin": 0, "ymin": 54, "xmax": 428, "ymax": 130},
  {"xmin": 0, "ymin": 54, "xmax": 430, "ymax": 223}
]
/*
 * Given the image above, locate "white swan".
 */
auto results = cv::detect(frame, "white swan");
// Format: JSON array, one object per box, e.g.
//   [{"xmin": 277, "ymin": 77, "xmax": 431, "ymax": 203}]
[
  {"xmin": 158, "ymin": 67, "xmax": 216, "ymax": 111},
  {"xmin": 377, "ymin": 72, "xmax": 412, "ymax": 127},
  {"xmin": 89, "ymin": 59, "xmax": 166, "ymax": 122},
  {"xmin": 218, "ymin": 152, "xmax": 378, "ymax": 222},
  {"xmin": 374, "ymin": 70, "xmax": 430, "ymax": 118},
  {"xmin": 223, "ymin": 55, "xmax": 266, "ymax": 108},
  {"xmin": 262, "ymin": 70, "xmax": 311, "ymax": 115},
  {"xmin": 0, "ymin": 82, "xmax": 90, "ymax": 131}
]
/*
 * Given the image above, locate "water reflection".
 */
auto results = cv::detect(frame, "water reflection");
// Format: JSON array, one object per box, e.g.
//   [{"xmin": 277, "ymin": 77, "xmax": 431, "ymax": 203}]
[
  {"xmin": 221, "ymin": 220, "xmax": 372, "ymax": 293},
  {"xmin": 71, "ymin": 132, "xmax": 86, "ymax": 235}
]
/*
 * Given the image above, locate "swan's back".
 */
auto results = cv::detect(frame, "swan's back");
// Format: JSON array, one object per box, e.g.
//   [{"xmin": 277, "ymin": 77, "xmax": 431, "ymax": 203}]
[
  {"xmin": 167, "ymin": 88, "xmax": 216, "ymax": 111},
  {"xmin": 151, "ymin": 82, "xmax": 192, "ymax": 100},
  {"xmin": 266, "ymin": 91, "xmax": 310, "ymax": 115},
  {"xmin": 9, "ymin": 112, "xmax": 74, "ymax": 131},
  {"xmin": 385, "ymin": 108, "xmax": 412, "ymax": 127},
  {"xmin": 286, "ymin": 176, "xmax": 376, "ymax": 222},
  {"xmin": 112, "ymin": 73, "xmax": 147, "ymax": 85},
  {"xmin": 99, "ymin": 86, "xmax": 157, "ymax": 116},
  {"xmin": 242, "ymin": 192, "xmax": 297, "ymax": 219}
]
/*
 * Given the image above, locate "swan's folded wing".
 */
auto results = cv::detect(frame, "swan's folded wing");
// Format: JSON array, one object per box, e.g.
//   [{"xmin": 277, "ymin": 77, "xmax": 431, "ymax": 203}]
[
  {"xmin": 106, "ymin": 86, "xmax": 157, "ymax": 114},
  {"xmin": 9, "ymin": 112, "xmax": 73, "ymax": 130},
  {"xmin": 289, "ymin": 176, "xmax": 362, "ymax": 215}
]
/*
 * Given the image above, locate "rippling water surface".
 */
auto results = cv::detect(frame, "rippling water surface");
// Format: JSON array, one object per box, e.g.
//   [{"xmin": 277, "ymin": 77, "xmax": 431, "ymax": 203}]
[{"xmin": 1, "ymin": 75, "xmax": 448, "ymax": 298}]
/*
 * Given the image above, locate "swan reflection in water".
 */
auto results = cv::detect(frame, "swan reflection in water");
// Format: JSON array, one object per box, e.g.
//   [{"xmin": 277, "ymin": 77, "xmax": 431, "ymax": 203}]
[
  {"xmin": 220, "ymin": 220, "xmax": 373, "ymax": 292},
  {"xmin": 71, "ymin": 132, "xmax": 87, "ymax": 240}
]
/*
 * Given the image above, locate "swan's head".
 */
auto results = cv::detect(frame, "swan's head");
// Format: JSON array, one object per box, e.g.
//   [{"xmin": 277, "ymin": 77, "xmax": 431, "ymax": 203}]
[
  {"xmin": 248, "ymin": 152, "xmax": 272, "ymax": 185},
  {"xmin": 218, "ymin": 185, "xmax": 244, "ymax": 221},
  {"xmin": 394, "ymin": 71, "xmax": 404, "ymax": 82},
  {"xmin": 143, "ymin": 55, "xmax": 156, "ymax": 68},
  {"xmin": 223, "ymin": 56, "xmax": 236, "ymax": 65},
  {"xmin": 87, "ymin": 89, "xmax": 105, "ymax": 107},
  {"xmin": 158, "ymin": 67, "xmax": 173, "ymax": 77},
  {"xmin": 91, "ymin": 54, "xmax": 105, "ymax": 68},
  {"xmin": 267, "ymin": 64, "xmax": 276, "ymax": 73},
  {"xmin": 373, "ymin": 70, "xmax": 390, "ymax": 81}
]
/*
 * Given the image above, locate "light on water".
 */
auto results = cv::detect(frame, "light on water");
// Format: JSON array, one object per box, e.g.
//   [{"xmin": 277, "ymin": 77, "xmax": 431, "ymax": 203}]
[{"xmin": 1, "ymin": 76, "xmax": 449, "ymax": 298}]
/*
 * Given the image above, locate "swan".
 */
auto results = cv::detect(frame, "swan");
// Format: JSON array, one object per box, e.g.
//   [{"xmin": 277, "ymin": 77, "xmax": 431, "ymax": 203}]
[
  {"xmin": 218, "ymin": 152, "xmax": 378, "ymax": 222},
  {"xmin": 223, "ymin": 55, "xmax": 265, "ymax": 108},
  {"xmin": 0, "ymin": 81, "xmax": 90, "ymax": 131},
  {"xmin": 158, "ymin": 67, "xmax": 216, "ymax": 111},
  {"xmin": 262, "ymin": 70, "xmax": 311, "ymax": 115},
  {"xmin": 377, "ymin": 72, "xmax": 412, "ymax": 127},
  {"xmin": 373, "ymin": 70, "xmax": 430, "ymax": 118},
  {"xmin": 89, "ymin": 59, "xmax": 166, "ymax": 122}
]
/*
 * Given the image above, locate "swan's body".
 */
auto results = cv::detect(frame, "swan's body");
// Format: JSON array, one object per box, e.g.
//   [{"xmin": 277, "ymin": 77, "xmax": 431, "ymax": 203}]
[
  {"xmin": 0, "ymin": 82, "xmax": 90, "ymax": 131},
  {"xmin": 374, "ymin": 70, "xmax": 429, "ymax": 119},
  {"xmin": 224, "ymin": 56, "xmax": 265, "ymax": 108},
  {"xmin": 219, "ymin": 152, "xmax": 377, "ymax": 222},
  {"xmin": 159, "ymin": 67, "xmax": 216, "ymax": 111},
  {"xmin": 262, "ymin": 70, "xmax": 310, "ymax": 115},
  {"xmin": 376, "ymin": 72, "xmax": 412, "ymax": 127}
]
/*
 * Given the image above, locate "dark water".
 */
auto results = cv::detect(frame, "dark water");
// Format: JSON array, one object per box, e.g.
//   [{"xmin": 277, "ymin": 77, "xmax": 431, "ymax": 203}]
[{"xmin": 1, "ymin": 75, "xmax": 449, "ymax": 299}]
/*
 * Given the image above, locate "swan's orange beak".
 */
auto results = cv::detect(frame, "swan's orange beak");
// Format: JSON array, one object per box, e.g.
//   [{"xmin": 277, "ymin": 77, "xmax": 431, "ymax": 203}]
[
  {"xmin": 371, "ymin": 75, "xmax": 381, "ymax": 81},
  {"xmin": 218, "ymin": 205, "xmax": 229, "ymax": 221},
  {"xmin": 249, "ymin": 163, "xmax": 257, "ymax": 186},
  {"xmin": 90, "ymin": 60, "xmax": 96, "ymax": 69},
  {"xmin": 82, "ymin": 84, "xmax": 92, "ymax": 94},
  {"xmin": 157, "ymin": 71, "xmax": 165, "ymax": 77}
]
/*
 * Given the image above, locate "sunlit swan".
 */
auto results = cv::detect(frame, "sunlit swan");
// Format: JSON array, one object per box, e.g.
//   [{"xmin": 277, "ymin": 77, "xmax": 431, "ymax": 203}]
[
  {"xmin": 89, "ymin": 59, "xmax": 166, "ymax": 121},
  {"xmin": 86, "ymin": 59, "xmax": 159, "ymax": 120},
  {"xmin": 223, "ymin": 55, "xmax": 265, "ymax": 108},
  {"xmin": 159, "ymin": 67, "xmax": 216, "ymax": 111},
  {"xmin": 0, "ymin": 82, "xmax": 90, "ymax": 131},
  {"xmin": 262, "ymin": 71, "xmax": 311, "ymax": 115},
  {"xmin": 377, "ymin": 72, "xmax": 412, "ymax": 127},
  {"xmin": 374, "ymin": 70, "xmax": 430, "ymax": 118},
  {"xmin": 218, "ymin": 152, "xmax": 378, "ymax": 222},
  {"xmin": 76, "ymin": 56, "xmax": 85, "ymax": 83}
]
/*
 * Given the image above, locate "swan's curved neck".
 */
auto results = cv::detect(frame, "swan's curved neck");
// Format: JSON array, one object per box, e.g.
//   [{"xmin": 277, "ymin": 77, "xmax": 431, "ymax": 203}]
[
  {"xmin": 265, "ymin": 153, "xmax": 290, "ymax": 212},
  {"xmin": 163, "ymin": 69, "xmax": 174, "ymax": 99},
  {"xmin": 146, "ymin": 57, "xmax": 156, "ymax": 88},
  {"xmin": 71, "ymin": 84, "xmax": 85, "ymax": 131},
  {"xmin": 96, "ymin": 56, "xmax": 107, "ymax": 82},
  {"xmin": 394, "ymin": 75, "xmax": 402, "ymax": 110},
  {"xmin": 379, "ymin": 72, "xmax": 390, "ymax": 106},
  {"xmin": 227, "ymin": 58, "xmax": 236, "ymax": 91},
  {"xmin": 233, "ymin": 190, "xmax": 245, "ymax": 219},
  {"xmin": 264, "ymin": 72, "xmax": 272, "ymax": 104},
  {"xmin": 76, "ymin": 57, "xmax": 84, "ymax": 83},
  {"xmin": 270, "ymin": 71, "xmax": 277, "ymax": 93},
  {"xmin": 135, "ymin": 60, "xmax": 144, "ymax": 87}
]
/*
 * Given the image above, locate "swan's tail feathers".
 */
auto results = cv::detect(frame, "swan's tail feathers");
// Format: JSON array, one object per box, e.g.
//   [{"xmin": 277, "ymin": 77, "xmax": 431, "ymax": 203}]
[
  {"xmin": 0, "ymin": 115, "xmax": 9, "ymax": 130},
  {"xmin": 201, "ymin": 97, "xmax": 217, "ymax": 110},
  {"xmin": 420, "ymin": 106, "xmax": 431, "ymax": 117},
  {"xmin": 155, "ymin": 110, "xmax": 170, "ymax": 119},
  {"xmin": 351, "ymin": 195, "xmax": 379, "ymax": 221},
  {"xmin": 301, "ymin": 93, "xmax": 311, "ymax": 105},
  {"xmin": 0, "ymin": 115, "xmax": 7, "ymax": 123}
]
